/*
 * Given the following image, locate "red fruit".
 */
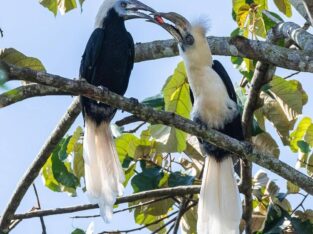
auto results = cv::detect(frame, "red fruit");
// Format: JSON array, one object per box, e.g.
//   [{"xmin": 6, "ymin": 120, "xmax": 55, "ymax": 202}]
[{"xmin": 154, "ymin": 15, "xmax": 165, "ymax": 24}]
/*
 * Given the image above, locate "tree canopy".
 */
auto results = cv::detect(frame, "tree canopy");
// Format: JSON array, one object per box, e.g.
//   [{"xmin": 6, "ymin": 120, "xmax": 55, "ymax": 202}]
[{"xmin": 0, "ymin": 0, "xmax": 313, "ymax": 233}]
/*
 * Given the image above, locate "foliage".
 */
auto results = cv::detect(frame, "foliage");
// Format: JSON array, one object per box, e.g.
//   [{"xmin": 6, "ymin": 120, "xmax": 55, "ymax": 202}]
[
  {"xmin": 1, "ymin": 0, "xmax": 313, "ymax": 233},
  {"xmin": 39, "ymin": 0, "xmax": 85, "ymax": 16}
]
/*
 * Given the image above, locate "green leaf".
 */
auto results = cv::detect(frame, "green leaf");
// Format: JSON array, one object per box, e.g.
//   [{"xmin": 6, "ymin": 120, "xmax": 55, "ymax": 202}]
[
  {"xmin": 51, "ymin": 141, "xmax": 79, "ymax": 189},
  {"xmin": 41, "ymin": 154, "xmax": 77, "ymax": 195},
  {"xmin": 254, "ymin": 0, "xmax": 268, "ymax": 11},
  {"xmin": 290, "ymin": 217, "xmax": 313, "ymax": 234},
  {"xmin": 131, "ymin": 164, "xmax": 163, "ymax": 193},
  {"xmin": 67, "ymin": 126, "xmax": 82, "ymax": 154},
  {"xmin": 307, "ymin": 153, "xmax": 313, "ymax": 176},
  {"xmin": 0, "ymin": 48, "xmax": 45, "ymax": 71},
  {"xmin": 134, "ymin": 209, "xmax": 166, "ymax": 233},
  {"xmin": 40, "ymin": 0, "xmax": 78, "ymax": 16},
  {"xmin": 181, "ymin": 204, "xmax": 198, "ymax": 234},
  {"xmin": 139, "ymin": 198, "xmax": 174, "ymax": 217},
  {"xmin": 168, "ymin": 172, "xmax": 195, "ymax": 187},
  {"xmin": 39, "ymin": 0, "xmax": 58, "ymax": 16},
  {"xmin": 304, "ymin": 124, "xmax": 313, "ymax": 147},
  {"xmin": 115, "ymin": 133, "xmax": 140, "ymax": 162},
  {"xmin": 269, "ymin": 77, "xmax": 306, "ymax": 121},
  {"xmin": 41, "ymin": 157, "xmax": 62, "ymax": 192},
  {"xmin": 287, "ymin": 181, "xmax": 300, "ymax": 194},
  {"xmin": 252, "ymin": 132, "xmax": 280, "ymax": 158},
  {"xmin": 274, "ymin": 0, "xmax": 292, "ymax": 17},
  {"xmin": 261, "ymin": 92, "xmax": 296, "ymax": 145},
  {"xmin": 142, "ymin": 94, "xmax": 165, "ymax": 110},
  {"xmin": 71, "ymin": 228, "xmax": 85, "ymax": 234},
  {"xmin": 184, "ymin": 136, "xmax": 204, "ymax": 176},
  {"xmin": 297, "ymin": 140, "xmax": 310, "ymax": 154},
  {"xmin": 150, "ymin": 62, "xmax": 191, "ymax": 153},
  {"xmin": 236, "ymin": 4, "xmax": 250, "ymax": 28},
  {"xmin": 73, "ymin": 143, "xmax": 84, "ymax": 180},
  {"xmin": 262, "ymin": 11, "xmax": 283, "ymax": 32},
  {"xmin": 123, "ymin": 163, "xmax": 136, "ymax": 186},
  {"xmin": 232, "ymin": 0, "xmax": 247, "ymax": 15},
  {"xmin": 58, "ymin": 136, "xmax": 71, "ymax": 161},
  {"xmin": 261, "ymin": 204, "xmax": 290, "ymax": 233},
  {"xmin": 290, "ymin": 117, "xmax": 312, "ymax": 152}
]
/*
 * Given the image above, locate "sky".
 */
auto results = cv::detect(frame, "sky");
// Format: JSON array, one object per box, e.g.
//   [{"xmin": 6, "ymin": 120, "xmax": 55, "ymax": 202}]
[{"xmin": 0, "ymin": 0, "xmax": 312, "ymax": 233}]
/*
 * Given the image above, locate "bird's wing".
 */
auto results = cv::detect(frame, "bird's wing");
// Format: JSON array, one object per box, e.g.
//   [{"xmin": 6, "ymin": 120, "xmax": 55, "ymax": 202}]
[
  {"xmin": 79, "ymin": 28, "xmax": 105, "ymax": 82},
  {"xmin": 212, "ymin": 60, "xmax": 244, "ymax": 140},
  {"xmin": 125, "ymin": 32, "xmax": 135, "ymax": 79},
  {"xmin": 212, "ymin": 60, "xmax": 237, "ymax": 103}
]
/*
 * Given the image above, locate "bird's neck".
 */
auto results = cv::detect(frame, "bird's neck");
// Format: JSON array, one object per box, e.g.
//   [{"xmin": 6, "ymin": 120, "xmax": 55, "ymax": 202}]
[
  {"xmin": 95, "ymin": 8, "xmax": 125, "ymax": 30},
  {"xmin": 180, "ymin": 32, "xmax": 213, "ymax": 69}
]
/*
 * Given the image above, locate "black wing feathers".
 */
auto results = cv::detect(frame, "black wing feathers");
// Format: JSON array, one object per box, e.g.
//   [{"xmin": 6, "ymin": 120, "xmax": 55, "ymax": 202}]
[
  {"xmin": 212, "ymin": 60, "xmax": 237, "ymax": 103},
  {"xmin": 80, "ymin": 28, "xmax": 105, "ymax": 82}
]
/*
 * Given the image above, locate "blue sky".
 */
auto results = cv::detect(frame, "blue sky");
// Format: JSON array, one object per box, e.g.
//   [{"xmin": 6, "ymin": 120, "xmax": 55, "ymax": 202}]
[{"xmin": 0, "ymin": 0, "xmax": 312, "ymax": 233}]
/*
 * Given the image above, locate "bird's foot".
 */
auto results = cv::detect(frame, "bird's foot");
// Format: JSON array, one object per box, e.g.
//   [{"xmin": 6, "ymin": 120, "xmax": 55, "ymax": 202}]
[
  {"xmin": 97, "ymin": 85, "xmax": 109, "ymax": 93},
  {"xmin": 199, "ymin": 123, "xmax": 208, "ymax": 132},
  {"xmin": 129, "ymin": 97, "xmax": 139, "ymax": 105},
  {"xmin": 97, "ymin": 85, "xmax": 109, "ymax": 103}
]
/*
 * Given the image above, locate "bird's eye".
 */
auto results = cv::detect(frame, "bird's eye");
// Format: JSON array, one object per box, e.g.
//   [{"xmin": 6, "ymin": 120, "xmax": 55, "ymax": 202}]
[
  {"xmin": 185, "ymin": 34, "xmax": 194, "ymax": 45},
  {"xmin": 120, "ymin": 1, "xmax": 127, "ymax": 8}
]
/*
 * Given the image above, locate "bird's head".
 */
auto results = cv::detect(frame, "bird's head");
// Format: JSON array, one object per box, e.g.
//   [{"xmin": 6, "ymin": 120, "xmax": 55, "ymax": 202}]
[
  {"xmin": 95, "ymin": 0, "xmax": 156, "ymax": 28},
  {"xmin": 114, "ymin": 0, "xmax": 156, "ymax": 19},
  {"xmin": 151, "ymin": 12, "xmax": 212, "ymax": 67}
]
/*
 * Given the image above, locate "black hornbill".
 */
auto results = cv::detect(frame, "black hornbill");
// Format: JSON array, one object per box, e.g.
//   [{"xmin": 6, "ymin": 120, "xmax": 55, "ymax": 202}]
[
  {"xmin": 79, "ymin": 0, "xmax": 156, "ymax": 222},
  {"xmin": 151, "ymin": 13, "xmax": 244, "ymax": 234}
]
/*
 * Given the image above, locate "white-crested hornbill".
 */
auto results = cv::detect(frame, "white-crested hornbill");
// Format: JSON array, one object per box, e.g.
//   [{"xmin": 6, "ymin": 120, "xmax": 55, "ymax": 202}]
[
  {"xmin": 152, "ymin": 13, "xmax": 243, "ymax": 234},
  {"xmin": 80, "ymin": 0, "xmax": 156, "ymax": 222}
]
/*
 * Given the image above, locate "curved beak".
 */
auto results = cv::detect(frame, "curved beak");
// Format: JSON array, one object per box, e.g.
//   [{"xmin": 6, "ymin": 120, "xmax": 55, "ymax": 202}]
[
  {"xmin": 123, "ymin": 0, "xmax": 156, "ymax": 21},
  {"xmin": 149, "ymin": 12, "xmax": 191, "ymax": 43}
]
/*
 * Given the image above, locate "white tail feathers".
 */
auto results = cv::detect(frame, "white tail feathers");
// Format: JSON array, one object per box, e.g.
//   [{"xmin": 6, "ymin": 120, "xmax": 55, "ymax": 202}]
[
  {"xmin": 197, "ymin": 157, "xmax": 242, "ymax": 234},
  {"xmin": 83, "ymin": 117, "xmax": 125, "ymax": 222}
]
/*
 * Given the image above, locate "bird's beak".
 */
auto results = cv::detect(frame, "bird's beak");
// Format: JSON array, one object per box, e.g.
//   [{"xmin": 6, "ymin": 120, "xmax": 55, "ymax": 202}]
[
  {"xmin": 123, "ymin": 0, "xmax": 156, "ymax": 21},
  {"xmin": 149, "ymin": 12, "xmax": 191, "ymax": 43}
]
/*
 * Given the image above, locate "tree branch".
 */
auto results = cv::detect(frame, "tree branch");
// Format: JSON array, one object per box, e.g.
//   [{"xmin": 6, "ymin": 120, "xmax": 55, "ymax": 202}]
[
  {"xmin": 290, "ymin": 0, "xmax": 313, "ymax": 26},
  {"xmin": 0, "ymin": 84, "xmax": 68, "ymax": 108},
  {"xmin": 0, "ymin": 97, "xmax": 81, "ymax": 232},
  {"xmin": 134, "ymin": 36, "xmax": 313, "ymax": 72},
  {"xmin": 2, "ymin": 63, "xmax": 313, "ymax": 196},
  {"xmin": 13, "ymin": 186, "xmax": 200, "ymax": 220},
  {"xmin": 268, "ymin": 22, "xmax": 313, "ymax": 51},
  {"xmin": 115, "ymin": 115, "xmax": 142, "ymax": 126}
]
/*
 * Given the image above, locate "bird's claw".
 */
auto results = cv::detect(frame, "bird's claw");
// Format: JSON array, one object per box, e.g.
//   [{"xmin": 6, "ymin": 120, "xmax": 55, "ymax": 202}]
[
  {"xmin": 98, "ymin": 85, "xmax": 109, "ymax": 93},
  {"xmin": 129, "ymin": 97, "xmax": 139, "ymax": 105}
]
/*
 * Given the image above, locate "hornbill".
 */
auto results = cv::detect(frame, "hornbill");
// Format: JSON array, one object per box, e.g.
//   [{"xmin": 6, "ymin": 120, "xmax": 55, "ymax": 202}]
[
  {"xmin": 152, "ymin": 13, "xmax": 243, "ymax": 233},
  {"xmin": 80, "ymin": 0, "xmax": 156, "ymax": 222}
]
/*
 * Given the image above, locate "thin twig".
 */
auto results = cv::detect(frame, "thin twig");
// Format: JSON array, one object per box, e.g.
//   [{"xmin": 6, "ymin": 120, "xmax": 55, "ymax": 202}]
[
  {"xmin": 99, "ymin": 211, "xmax": 178, "ymax": 234},
  {"xmin": 123, "ymin": 122, "xmax": 146, "ymax": 133},
  {"xmin": 173, "ymin": 197, "xmax": 187, "ymax": 234},
  {"xmin": 71, "ymin": 196, "xmax": 171, "ymax": 219},
  {"xmin": 32, "ymin": 184, "xmax": 47, "ymax": 234},
  {"xmin": 291, "ymin": 193, "xmax": 309, "ymax": 215},
  {"xmin": 284, "ymin": 71, "xmax": 301, "ymax": 79},
  {"xmin": 151, "ymin": 217, "xmax": 177, "ymax": 234}
]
